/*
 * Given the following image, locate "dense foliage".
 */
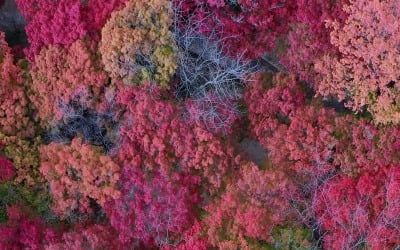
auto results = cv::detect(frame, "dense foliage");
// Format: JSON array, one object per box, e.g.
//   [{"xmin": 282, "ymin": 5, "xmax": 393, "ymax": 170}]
[{"xmin": 1, "ymin": 0, "xmax": 400, "ymax": 249}]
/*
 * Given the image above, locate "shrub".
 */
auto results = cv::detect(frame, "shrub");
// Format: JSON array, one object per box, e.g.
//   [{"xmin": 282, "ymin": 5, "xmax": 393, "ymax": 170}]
[
  {"xmin": 46, "ymin": 224, "xmax": 126, "ymax": 250},
  {"xmin": 0, "ymin": 206, "xmax": 58, "ymax": 249},
  {"xmin": 43, "ymin": 103, "xmax": 119, "ymax": 152}
]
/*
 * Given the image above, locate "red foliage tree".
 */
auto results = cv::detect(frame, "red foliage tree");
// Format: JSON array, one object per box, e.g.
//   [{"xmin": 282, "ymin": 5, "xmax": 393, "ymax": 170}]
[
  {"xmin": 15, "ymin": 0, "xmax": 127, "ymax": 60},
  {"xmin": 110, "ymin": 84, "xmax": 251, "ymax": 246},
  {"xmin": 0, "ymin": 143, "xmax": 15, "ymax": 183},
  {"xmin": 244, "ymin": 73, "xmax": 306, "ymax": 147},
  {"xmin": 204, "ymin": 162, "xmax": 297, "ymax": 248},
  {"xmin": 116, "ymin": 84, "xmax": 242, "ymax": 190},
  {"xmin": 105, "ymin": 166, "xmax": 200, "ymax": 247},
  {"xmin": 0, "ymin": 32, "xmax": 34, "ymax": 138},
  {"xmin": 312, "ymin": 166, "xmax": 400, "ymax": 249},
  {"xmin": 0, "ymin": 206, "xmax": 58, "ymax": 249},
  {"xmin": 281, "ymin": 0, "xmax": 348, "ymax": 84}
]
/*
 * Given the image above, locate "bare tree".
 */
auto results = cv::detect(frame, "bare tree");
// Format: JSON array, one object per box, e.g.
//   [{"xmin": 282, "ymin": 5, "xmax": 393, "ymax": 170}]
[{"xmin": 172, "ymin": 1, "xmax": 256, "ymax": 132}]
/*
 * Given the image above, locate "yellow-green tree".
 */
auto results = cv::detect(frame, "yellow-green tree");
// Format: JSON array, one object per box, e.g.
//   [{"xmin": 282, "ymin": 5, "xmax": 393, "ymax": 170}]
[{"xmin": 100, "ymin": 0, "xmax": 177, "ymax": 88}]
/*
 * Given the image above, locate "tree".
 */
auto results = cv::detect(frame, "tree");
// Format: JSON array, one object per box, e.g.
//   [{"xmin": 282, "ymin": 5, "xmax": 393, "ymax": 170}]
[
  {"xmin": 0, "ymin": 133, "xmax": 41, "ymax": 186},
  {"xmin": 174, "ymin": 0, "xmax": 296, "ymax": 60},
  {"xmin": 100, "ymin": 0, "xmax": 178, "ymax": 87},
  {"xmin": 0, "ymin": 142, "xmax": 15, "ymax": 183},
  {"xmin": 312, "ymin": 166, "xmax": 400, "ymax": 248},
  {"xmin": 39, "ymin": 138, "xmax": 121, "ymax": 218},
  {"xmin": 204, "ymin": 162, "xmax": 300, "ymax": 249},
  {"xmin": 29, "ymin": 39, "xmax": 109, "ymax": 127},
  {"xmin": 0, "ymin": 32, "xmax": 34, "ymax": 138},
  {"xmin": 0, "ymin": 205, "xmax": 58, "ymax": 249},
  {"xmin": 105, "ymin": 166, "xmax": 200, "ymax": 247},
  {"xmin": 315, "ymin": 0, "xmax": 400, "ymax": 124},
  {"xmin": 15, "ymin": 0, "xmax": 126, "ymax": 60},
  {"xmin": 116, "ymin": 84, "xmax": 242, "ymax": 191},
  {"xmin": 280, "ymin": 0, "xmax": 348, "ymax": 85}
]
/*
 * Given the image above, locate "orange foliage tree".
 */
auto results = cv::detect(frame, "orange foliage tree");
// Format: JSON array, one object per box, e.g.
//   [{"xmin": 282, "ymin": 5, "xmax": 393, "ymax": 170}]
[
  {"xmin": 204, "ymin": 162, "xmax": 299, "ymax": 248},
  {"xmin": 30, "ymin": 39, "xmax": 108, "ymax": 127},
  {"xmin": 0, "ymin": 32, "xmax": 34, "ymax": 138},
  {"xmin": 315, "ymin": 0, "xmax": 400, "ymax": 124},
  {"xmin": 39, "ymin": 138, "xmax": 120, "ymax": 218}
]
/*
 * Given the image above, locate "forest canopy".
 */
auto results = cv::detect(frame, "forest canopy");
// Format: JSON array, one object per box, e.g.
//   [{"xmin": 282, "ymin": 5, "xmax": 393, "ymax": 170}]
[{"xmin": 0, "ymin": 0, "xmax": 399, "ymax": 249}]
